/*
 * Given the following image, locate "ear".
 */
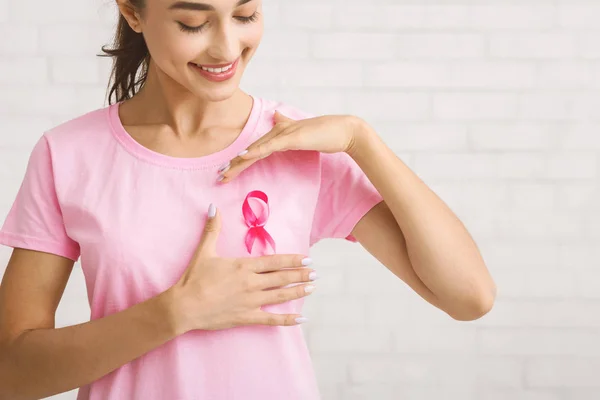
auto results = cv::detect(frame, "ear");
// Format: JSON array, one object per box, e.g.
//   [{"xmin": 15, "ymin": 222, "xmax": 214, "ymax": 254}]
[{"xmin": 116, "ymin": 0, "xmax": 144, "ymax": 33}]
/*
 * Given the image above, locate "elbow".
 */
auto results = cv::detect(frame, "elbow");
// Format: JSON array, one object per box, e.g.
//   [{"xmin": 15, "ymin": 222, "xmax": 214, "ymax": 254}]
[{"xmin": 449, "ymin": 283, "xmax": 497, "ymax": 322}]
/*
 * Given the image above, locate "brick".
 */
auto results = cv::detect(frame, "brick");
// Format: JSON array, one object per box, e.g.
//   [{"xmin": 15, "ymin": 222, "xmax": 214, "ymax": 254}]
[
  {"xmin": 280, "ymin": 4, "xmax": 333, "ymax": 29},
  {"xmin": 0, "ymin": 24, "xmax": 38, "ymax": 54},
  {"xmin": 349, "ymin": 356, "xmax": 436, "ymax": 385},
  {"xmin": 556, "ymin": 183, "xmax": 599, "ymax": 210},
  {"xmin": 333, "ymin": 5, "xmax": 423, "ymax": 30},
  {"xmin": 0, "ymin": 58, "xmax": 47, "ymax": 84},
  {"xmin": 478, "ymin": 242, "xmax": 560, "ymax": 270},
  {"xmin": 557, "ymin": 5, "xmax": 600, "ymax": 28},
  {"xmin": 490, "ymin": 34, "xmax": 576, "ymax": 59},
  {"xmin": 310, "ymin": 295, "xmax": 368, "ymax": 326},
  {"xmin": 50, "ymin": 58, "xmax": 99, "ymax": 85},
  {"xmin": 508, "ymin": 183, "xmax": 556, "ymax": 212},
  {"xmin": 498, "ymin": 153, "xmax": 547, "ymax": 179},
  {"xmin": 547, "ymin": 153, "xmax": 597, "ymax": 180},
  {"xmin": 480, "ymin": 328, "xmax": 600, "ymax": 356},
  {"xmin": 470, "ymin": 123, "xmax": 556, "ymax": 150},
  {"xmin": 433, "ymin": 93, "xmax": 517, "ymax": 121},
  {"xmin": 0, "ymin": 0, "xmax": 6, "ymax": 21},
  {"xmin": 309, "ymin": 327, "xmax": 392, "ymax": 354},
  {"xmin": 561, "ymin": 124, "xmax": 600, "ymax": 150},
  {"xmin": 423, "ymin": 5, "xmax": 470, "ymax": 29},
  {"xmin": 471, "ymin": 5, "xmax": 555, "ymax": 29},
  {"xmin": 393, "ymin": 325, "xmax": 478, "ymax": 354},
  {"xmin": 311, "ymin": 355, "xmax": 350, "ymax": 385},
  {"xmin": 279, "ymin": 62, "xmax": 363, "ymax": 88},
  {"xmin": 526, "ymin": 358, "xmax": 600, "ymax": 388},
  {"xmin": 0, "ymin": 86, "xmax": 78, "ymax": 116},
  {"xmin": 414, "ymin": 153, "xmax": 499, "ymax": 180},
  {"xmin": 40, "ymin": 24, "xmax": 114, "ymax": 56},
  {"xmin": 519, "ymin": 94, "xmax": 572, "ymax": 120},
  {"xmin": 10, "ymin": 0, "xmax": 100, "ymax": 22},
  {"xmin": 477, "ymin": 300, "xmax": 600, "ymax": 328},
  {"xmin": 0, "ymin": 117, "xmax": 54, "ymax": 148},
  {"xmin": 257, "ymin": 31, "xmax": 309, "ymax": 60},
  {"xmin": 380, "ymin": 123, "xmax": 468, "ymax": 151},
  {"xmin": 450, "ymin": 62, "xmax": 536, "ymax": 89},
  {"xmin": 365, "ymin": 62, "xmax": 449, "ymax": 88},
  {"xmin": 345, "ymin": 92, "xmax": 430, "ymax": 121},
  {"xmin": 396, "ymin": 34, "xmax": 485, "ymax": 59},
  {"xmin": 476, "ymin": 389, "xmax": 560, "ymax": 400},
  {"xmin": 312, "ymin": 33, "xmax": 397, "ymax": 60}
]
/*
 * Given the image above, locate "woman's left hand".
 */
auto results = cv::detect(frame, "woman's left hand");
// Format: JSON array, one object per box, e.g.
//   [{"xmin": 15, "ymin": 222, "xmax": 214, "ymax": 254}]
[{"xmin": 217, "ymin": 111, "xmax": 362, "ymax": 183}]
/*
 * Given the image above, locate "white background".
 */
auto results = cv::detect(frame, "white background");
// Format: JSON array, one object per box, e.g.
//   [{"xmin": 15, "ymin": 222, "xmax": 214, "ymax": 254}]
[{"xmin": 1, "ymin": 1, "xmax": 599, "ymax": 399}]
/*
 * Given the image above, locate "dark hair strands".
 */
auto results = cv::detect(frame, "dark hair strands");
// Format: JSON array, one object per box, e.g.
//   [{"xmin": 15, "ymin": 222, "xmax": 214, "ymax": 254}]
[{"xmin": 98, "ymin": 0, "xmax": 149, "ymax": 105}]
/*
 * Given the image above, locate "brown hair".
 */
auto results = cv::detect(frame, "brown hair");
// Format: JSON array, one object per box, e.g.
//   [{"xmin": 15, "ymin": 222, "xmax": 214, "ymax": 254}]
[{"xmin": 99, "ymin": 0, "xmax": 149, "ymax": 105}]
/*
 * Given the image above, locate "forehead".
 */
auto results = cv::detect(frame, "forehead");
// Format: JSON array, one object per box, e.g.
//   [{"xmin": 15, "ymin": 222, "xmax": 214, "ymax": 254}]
[{"xmin": 158, "ymin": 0, "xmax": 256, "ymax": 11}]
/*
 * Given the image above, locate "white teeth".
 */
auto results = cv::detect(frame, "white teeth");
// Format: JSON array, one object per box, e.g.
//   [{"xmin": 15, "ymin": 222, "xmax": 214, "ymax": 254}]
[{"xmin": 198, "ymin": 64, "xmax": 233, "ymax": 73}]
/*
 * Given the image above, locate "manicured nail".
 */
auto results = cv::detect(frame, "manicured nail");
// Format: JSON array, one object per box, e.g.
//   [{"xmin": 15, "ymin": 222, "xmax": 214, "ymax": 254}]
[
  {"xmin": 217, "ymin": 174, "xmax": 224, "ymax": 182},
  {"xmin": 301, "ymin": 257, "xmax": 313, "ymax": 266},
  {"xmin": 295, "ymin": 317, "xmax": 309, "ymax": 324},
  {"xmin": 309, "ymin": 271, "xmax": 319, "ymax": 281},
  {"xmin": 238, "ymin": 149, "xmax": 248, "ymax": 157},
  {"xmin": 304, "ymin": 285, "xmax": 316, "ymax": 293},
  {"xmin": 218, "ymin": 163, "xmax": 230, "ymax": 173},
  {"xmin": 208, "ymin": 203, "xmax": 216, "ymax": 218}
]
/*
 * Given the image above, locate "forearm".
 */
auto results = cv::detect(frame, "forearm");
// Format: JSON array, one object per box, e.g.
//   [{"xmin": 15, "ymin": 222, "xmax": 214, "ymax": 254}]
[
  {"xmin": 349, "ymin": 120, "xmax": 496, "ymax": 319},
  {"xmin": 0, "ymin": 289, "xmax": 181, "ymax": 400}
]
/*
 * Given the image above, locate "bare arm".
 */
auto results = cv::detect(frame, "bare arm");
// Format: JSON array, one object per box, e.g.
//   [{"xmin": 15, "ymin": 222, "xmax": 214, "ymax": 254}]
[
  {"xmin": 0, "ymin": 248, "xmax": 180, "ymax": 400},
  {"xmin": 348, "ymin": 120, "xmax": 496, "ymax": 321}
]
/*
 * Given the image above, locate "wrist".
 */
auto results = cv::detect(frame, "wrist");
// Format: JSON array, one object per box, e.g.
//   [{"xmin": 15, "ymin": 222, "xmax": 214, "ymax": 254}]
[
  {"xmin": 346, "ymin": 116, "xmax": 378, "ymax": 161},
  {"xmin": 157, "ymin": 285, "xmax": 191, "ymax": 337}
]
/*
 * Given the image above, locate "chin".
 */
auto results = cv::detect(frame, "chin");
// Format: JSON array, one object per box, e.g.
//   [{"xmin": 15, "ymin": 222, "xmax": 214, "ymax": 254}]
[{"xmin": 196, "ymin": 84, "xmax": 240, "ymax": 102}]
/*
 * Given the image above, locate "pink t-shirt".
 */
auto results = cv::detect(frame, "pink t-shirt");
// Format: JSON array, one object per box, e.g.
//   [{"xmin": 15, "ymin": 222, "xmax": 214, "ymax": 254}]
[{"xmin": 0, "ymin": 96, "xmax": 383, "ymax": 399}]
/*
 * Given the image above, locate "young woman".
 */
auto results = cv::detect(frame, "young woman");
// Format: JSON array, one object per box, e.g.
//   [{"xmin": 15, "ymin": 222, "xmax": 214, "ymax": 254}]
[{"xmin": 0, "ymin": 0, "xmax": 496, "ymax": 399}]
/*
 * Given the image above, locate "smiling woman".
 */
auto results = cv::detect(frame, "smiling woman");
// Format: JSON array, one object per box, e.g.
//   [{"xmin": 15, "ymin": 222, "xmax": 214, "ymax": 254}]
[{"xmin": 0, "ymin": 0, "xmax": 495, "ymax": 399}]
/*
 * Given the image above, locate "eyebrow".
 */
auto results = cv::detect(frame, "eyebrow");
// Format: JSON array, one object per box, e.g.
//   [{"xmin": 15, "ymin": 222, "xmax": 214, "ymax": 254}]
[{"xmin": 169, "ymin": 0, "xmax": 253, "ymax": 12}]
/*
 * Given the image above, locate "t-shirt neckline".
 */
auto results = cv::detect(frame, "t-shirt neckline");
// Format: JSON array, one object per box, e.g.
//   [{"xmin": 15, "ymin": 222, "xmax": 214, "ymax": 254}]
[{"xmin": 107, "ymin": 95, "xmax": 262, "ymax": 170}]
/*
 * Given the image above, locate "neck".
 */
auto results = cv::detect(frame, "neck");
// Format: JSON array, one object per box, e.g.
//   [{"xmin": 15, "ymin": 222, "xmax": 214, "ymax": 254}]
[{"xmin": 124, "ymin": 58, "xmax": 252, "ymax": 139}]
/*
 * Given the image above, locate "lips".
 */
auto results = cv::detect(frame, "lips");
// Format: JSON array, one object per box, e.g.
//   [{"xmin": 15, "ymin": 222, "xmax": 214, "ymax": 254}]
[{"xmin": 191, "ymin": 58, "xmax": 240, "ymax": 83}]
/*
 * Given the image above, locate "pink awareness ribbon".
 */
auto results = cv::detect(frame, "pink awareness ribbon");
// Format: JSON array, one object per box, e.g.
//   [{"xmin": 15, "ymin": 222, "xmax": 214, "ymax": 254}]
[{"xmin": 242, "ymin": 190, "xmax": 276, "ymax": 255}]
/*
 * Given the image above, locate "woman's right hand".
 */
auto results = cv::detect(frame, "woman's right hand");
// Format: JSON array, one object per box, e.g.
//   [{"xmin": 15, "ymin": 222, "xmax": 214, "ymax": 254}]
[{"xmin": 166, "ymin": 204, "xmax": 317, "ymax": 333}]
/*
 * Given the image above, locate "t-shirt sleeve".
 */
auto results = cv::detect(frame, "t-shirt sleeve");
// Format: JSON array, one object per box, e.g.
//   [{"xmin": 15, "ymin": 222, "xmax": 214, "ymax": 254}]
[
  {"xmin": 0, "ymin": 135, "xmax": 80, "ymax": 261},
  {"xmin": 309, "ymin": 151, "xmax": 384, "ymax": 246}
]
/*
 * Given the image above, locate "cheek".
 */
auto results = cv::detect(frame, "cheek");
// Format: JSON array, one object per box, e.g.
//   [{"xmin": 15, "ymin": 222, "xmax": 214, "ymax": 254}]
[
  {"xmin": 241, "ymin": 23, "xmax": 264, "ymax": 50},
  {"xmin": 143, "ymin": 24, "xmax": 203, "ymax": 65}
]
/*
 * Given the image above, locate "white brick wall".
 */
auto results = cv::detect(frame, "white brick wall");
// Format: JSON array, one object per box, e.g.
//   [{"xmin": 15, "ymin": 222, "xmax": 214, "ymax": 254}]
[{"xmin": 1, "ymin": 1, "xmax": 599, "ymax": 399}]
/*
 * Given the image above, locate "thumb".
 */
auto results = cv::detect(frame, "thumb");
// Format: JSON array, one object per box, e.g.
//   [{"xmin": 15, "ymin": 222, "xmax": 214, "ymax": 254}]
[{"xmin": 196, "ymin": 203, "xmax": 221, "ymax": 259}]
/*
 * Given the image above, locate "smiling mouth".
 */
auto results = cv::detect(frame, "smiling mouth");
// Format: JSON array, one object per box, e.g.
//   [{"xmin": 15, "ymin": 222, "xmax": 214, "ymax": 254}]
[{"xmin": 190, "ymin": 58, "xmax": 240, "ymax": 82}]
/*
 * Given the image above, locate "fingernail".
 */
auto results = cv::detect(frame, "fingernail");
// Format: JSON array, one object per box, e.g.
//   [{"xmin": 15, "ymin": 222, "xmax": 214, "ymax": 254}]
[
  {"xmin": 309, "ymin": 271, "xmax": 319, "ymax": 281},
  {"xmin": 238, "ymin": 149, "xmax": 248, "ymax": 157},
  {"xmin": 208, "ymin": 203, "xmax": 216, "ymax": 218},
  {"xmin": 304, "ymin": 285, "xmax": 316, "ymax": 293},
  {"xmin": 218, "ymin": 163, "xmax": 230, "ymax": 173},
  {"xmin": 295, "ymin": 317, "xmax": 308, "ymax": 324},
  {"xmin": 217, "ymin": 174, "xmax": 224, "ymax": 182},
  {"xmin": 301, "ymin": 257, "xmax": 313, "ymax": 266}
]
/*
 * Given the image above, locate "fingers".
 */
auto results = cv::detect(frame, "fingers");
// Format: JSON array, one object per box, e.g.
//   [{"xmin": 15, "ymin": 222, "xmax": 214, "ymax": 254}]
[
  {"xmin": 255, "ymin": 268, "xmax": 319, "ymax": 290},
  {"xmin": 245, "ymin": 254, "xmax": 313, "ymax": 273},
  {"xmin": 195, "ymin": 203, "xmax": 221, "ymax": 259},
  {"xmin": 242, "ymin": 123, "xmax": 286, "ymax": 158},
  {"xmin": 259, "ymin": 283, "xmax": 316, "ymax": 306},
  {"xmin": 241, "ymin": 134, "xmax": 290, "ymax": 161},
  {"xmin": 218, "ymin": 129, "xmax": 286, "ymax": 184},
  {"xmin": 247, "ymin": 310, "xmax": 309, "ymax": 326}
]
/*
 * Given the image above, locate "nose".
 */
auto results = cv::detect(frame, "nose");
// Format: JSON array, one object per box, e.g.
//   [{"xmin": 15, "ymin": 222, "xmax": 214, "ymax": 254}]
[{"xmin": 206, "ymin": 21, "xmax": 239, "ymax": 63}]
